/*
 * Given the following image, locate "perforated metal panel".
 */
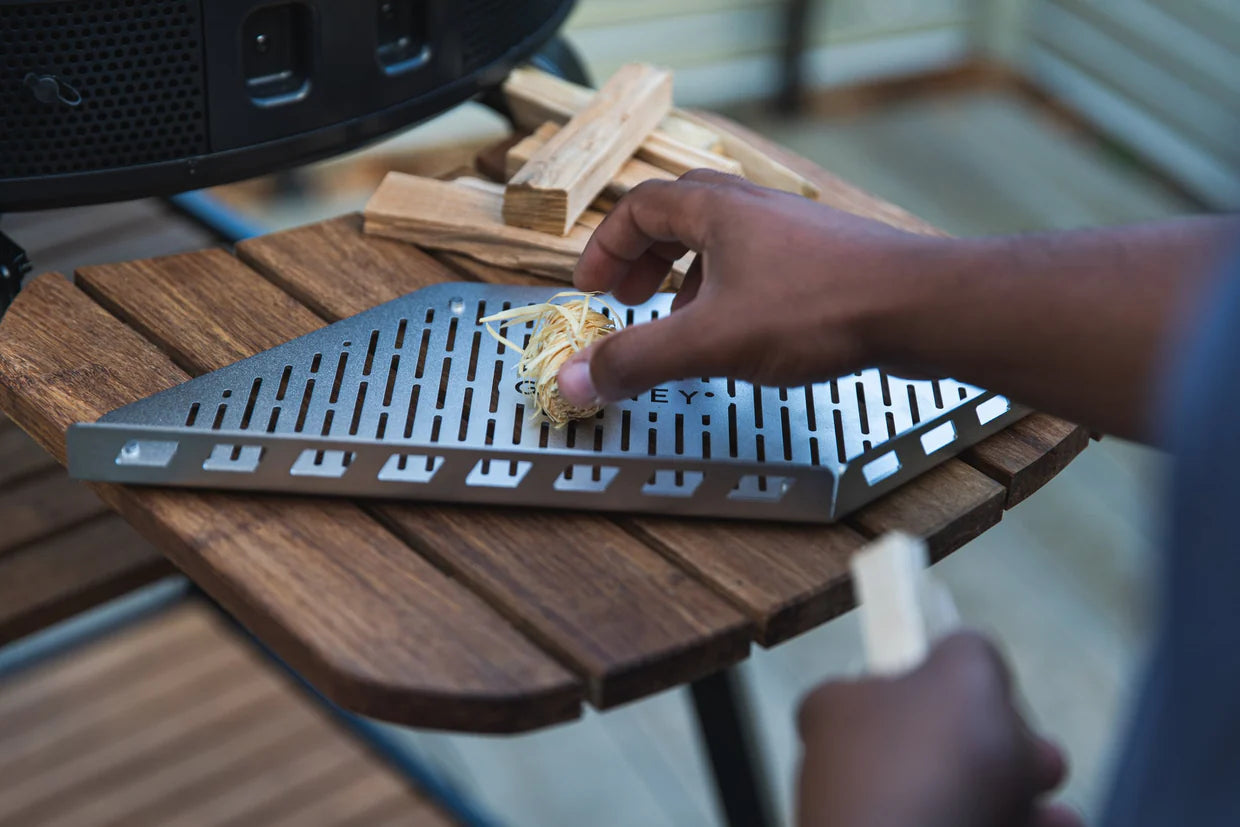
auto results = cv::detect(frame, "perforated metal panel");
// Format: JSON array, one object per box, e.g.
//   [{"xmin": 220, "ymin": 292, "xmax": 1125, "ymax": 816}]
[
  {"xmin": 68, "ymin": 283, "xmax": 1024, "ymax": 522},
  {"xmin": 0, "ymin": 0, "xmax": 208, "ymax": 178}
]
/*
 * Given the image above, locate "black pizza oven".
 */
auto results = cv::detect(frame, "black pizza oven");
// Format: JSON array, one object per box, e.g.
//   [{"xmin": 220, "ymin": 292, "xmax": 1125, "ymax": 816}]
[{"xmin": 0, "ymin": 0, "xmax": 576, "ymax": 211}]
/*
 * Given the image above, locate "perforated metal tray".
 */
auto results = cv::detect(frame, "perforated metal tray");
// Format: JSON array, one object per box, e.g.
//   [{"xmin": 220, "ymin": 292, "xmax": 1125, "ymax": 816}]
[{"xmin": 67, "ymin": 283, "xmax": 1024, "ymax": 523}]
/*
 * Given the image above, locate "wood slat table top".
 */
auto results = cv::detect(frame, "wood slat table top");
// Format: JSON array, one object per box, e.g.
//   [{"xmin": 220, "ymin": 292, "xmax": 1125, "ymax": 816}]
[
  {"xmin": 0, "ymin": 601, "xmax": 457, "ymax": 827},
  {"xmin": 0, "ymin": 114, "xmax": 1088, "ymax": 733}
]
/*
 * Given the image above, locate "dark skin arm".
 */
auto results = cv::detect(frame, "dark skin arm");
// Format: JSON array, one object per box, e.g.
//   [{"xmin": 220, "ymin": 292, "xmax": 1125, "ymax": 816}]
[
  {"xmin": 558, "ymin": 170, "xmax": 1239, "ymax": 442},
  {"xmin": 560, "ymin": 171, "xmax": 1238, "ymax": 827}
]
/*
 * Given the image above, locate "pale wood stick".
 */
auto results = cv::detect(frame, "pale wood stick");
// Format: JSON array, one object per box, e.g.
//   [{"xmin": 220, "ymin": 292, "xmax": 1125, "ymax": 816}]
[
  {"xmin": 506, "ymin": 123, "xmax": 677, "ymax": 200},
  {"xmin": 503, "ymin": 64, "xmax": 672, "ymax": 236},
  {"xmin": 635, "ymin": 130, "xmax": 743, "ymax": 177},
  {"xmin": 503, "ymin": 67, "xmax": 819, "ymax": 197},
  {"xmin": 850, "ymin": 532, "xmax": 959, "ymax": 675},
  {"xmin": 364, "ymin": 172, "xmax": 690, "ymax": 284},
  {"xmin": 504, "ymin": 67, "xmax": 740, "ymax": 179}
]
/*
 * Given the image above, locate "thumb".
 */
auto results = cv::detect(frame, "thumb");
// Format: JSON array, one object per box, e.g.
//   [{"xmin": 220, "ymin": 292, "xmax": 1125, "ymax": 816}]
[{"xmin": 557, "ymin": 308, "xmax": 721, "ymax": 406}]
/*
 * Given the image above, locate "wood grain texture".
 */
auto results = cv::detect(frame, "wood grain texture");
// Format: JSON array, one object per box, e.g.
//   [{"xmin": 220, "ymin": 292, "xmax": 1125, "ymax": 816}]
[
  {"xmin": 961, "ymin": 413, "xmax": 1092, "ymax": 508},
  {"xmin": 0, "ymin": 274, "xmax": 582, "ymax": 732},
  {"xmin": 502, "ymin": 68, "xmax": 809, "ymax": 193},
  {"xmin": 365, "ymin": 173, "xmax": 591, "ymax": 280},
  {"xmin": 504, "ymin": 63, "xmax": 672, "ymax": 235},
  {"xmin": 0, "ymin": 515, "xmax": 172, "ymax": 646},
  {"xmin": 185, "ymin": 241, "xmax": 754, "ymax": 708},
  {"xmin": 676, "ymin": 110, "xmax": 820, "ymax": 198},
  {"xmin": 506, "ymin": 123, "xmax": 677, "ymax": 200},
  {"xmin": 634, "ymin": 129, "xmax": 744, "ymax": 176},
  {"xmin": 847, "ymin": 460, "xmax": 1007, "ymax": 561},
  {"xmin": 237, "ymin": 214, "xmax": 454, "ymax": 321},
  {"xmin": 504, "ymin": 67, "xmax": 743, "ymax": 180},
  {"xmin": 0, "ymin": 601, "xmax": 457, "ymax": 827}
]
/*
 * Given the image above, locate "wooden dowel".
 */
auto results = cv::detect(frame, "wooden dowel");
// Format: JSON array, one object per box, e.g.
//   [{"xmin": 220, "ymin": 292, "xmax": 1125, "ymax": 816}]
[{"xmin": 850, "ymin": 532, "xmax": 959, "ymax": 675}]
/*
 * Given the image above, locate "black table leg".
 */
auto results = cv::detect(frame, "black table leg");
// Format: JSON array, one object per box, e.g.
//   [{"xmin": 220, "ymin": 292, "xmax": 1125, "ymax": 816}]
[
  {"xmin": 690, "ymin": 666, "xmax": 778, "ymax": 827},
  {"xmin": 0, "ymin": 223, "xmax": 31, "ymax": 321}
]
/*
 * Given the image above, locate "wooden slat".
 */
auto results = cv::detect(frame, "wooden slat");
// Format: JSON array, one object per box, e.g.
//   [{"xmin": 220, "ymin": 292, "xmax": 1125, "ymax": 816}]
[
  {"xmin": 0, "ymin": 274, "xmax": 582, "ymax": 732},
  {"xmin": 0, "ymin": 602, "xmax": 456, "ymax": 827},
  {"xmin": 84, "ymin": 247, "xmax": 754, "ymax": 709},
  {"xmin": 0, "ymin": 515, "xmax": 172, "ymax": 646},
  {"xmin": 0, "ymin": 470, "xmax": 109, "ymax": 558},
  {"xmin": 961, "ymin": 413, "xmax": 1091, "ymax": 508},
  {"xmin": 848, "ymin": 461, "xmax": 1007, "ymax": 561}
]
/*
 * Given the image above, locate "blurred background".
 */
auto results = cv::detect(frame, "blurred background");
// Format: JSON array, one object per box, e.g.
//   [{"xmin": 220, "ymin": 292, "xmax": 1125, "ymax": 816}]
[{"xmin": 2, "ymin": 0, "xmax": 1236, "ymax": 825}]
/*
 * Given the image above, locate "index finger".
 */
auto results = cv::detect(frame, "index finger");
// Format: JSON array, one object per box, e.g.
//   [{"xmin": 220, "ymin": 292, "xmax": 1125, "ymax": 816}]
[{"xmin": 573, "ymin": 179, "xmax": 714, "ymax": 295}]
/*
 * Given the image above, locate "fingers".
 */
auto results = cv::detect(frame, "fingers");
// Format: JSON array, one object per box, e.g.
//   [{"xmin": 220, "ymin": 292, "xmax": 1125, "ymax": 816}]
[
  {"xmin": 613, "ymin": 247, "xmax": 682, "ymax": 306},
  {"xmin": 1030, "ymin": 735, "xmax": 1068, "ymax": 792},
  {"xmin": 671, "ymin": 255, "xmax": 704, "ymax": 312},
  {"xmin": 557, "ymin": 305, "xmax": 724, "ymax": 406},
  {"xmin": 1030, "ymin": 802, "xmax": 1085, "ymax": 827},
  {"xmin": 573, "ymin": 178, "xmax": 718, "ymax": 296}
]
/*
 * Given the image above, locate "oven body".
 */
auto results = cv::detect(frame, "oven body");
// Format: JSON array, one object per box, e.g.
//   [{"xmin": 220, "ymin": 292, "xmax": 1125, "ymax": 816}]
[{"xmin": 0, "ymin": 0, "xmax": 575, "ymax": 210}]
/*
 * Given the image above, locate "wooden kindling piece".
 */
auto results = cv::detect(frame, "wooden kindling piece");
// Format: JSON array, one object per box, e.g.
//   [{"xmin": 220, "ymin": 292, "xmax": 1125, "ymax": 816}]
[
  {"xmin": 506, "ymin": 122, "xmax": 677, "ymax": 200},
  {"xmin": 849, "ymin": 532, "xmax": 959, "ymax": 675},
  {"xmin": 503, "ymin": 66, "xmax": 820, "ymax": 198},
  {"xmin": 502, "ymin": 63, "xmax": 673, "ymax": 235}
]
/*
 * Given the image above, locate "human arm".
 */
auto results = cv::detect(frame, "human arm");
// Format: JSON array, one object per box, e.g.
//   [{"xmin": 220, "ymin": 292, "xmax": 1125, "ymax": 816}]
[{"xmin": 559, "ymin": 171, "xmax": 1239, "ymax": 442}]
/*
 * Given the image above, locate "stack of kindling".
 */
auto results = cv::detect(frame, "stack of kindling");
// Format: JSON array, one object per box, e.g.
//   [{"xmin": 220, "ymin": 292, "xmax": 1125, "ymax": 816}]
[{"xmin": 362, "ymin": 63, "xmax": 821, "ymax": 283}]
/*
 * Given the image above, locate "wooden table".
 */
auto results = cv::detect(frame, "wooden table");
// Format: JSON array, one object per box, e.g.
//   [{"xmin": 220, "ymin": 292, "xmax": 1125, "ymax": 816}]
[{"xmin": 0, "ymin": 118, "xmax": 1088, "ymax": 741}]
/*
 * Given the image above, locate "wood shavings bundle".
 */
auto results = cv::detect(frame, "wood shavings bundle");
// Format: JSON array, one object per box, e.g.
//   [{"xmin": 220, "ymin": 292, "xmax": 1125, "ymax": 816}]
[{"xmin": 480, "ymin": 291, "xmax": 622, "ymax": 427}]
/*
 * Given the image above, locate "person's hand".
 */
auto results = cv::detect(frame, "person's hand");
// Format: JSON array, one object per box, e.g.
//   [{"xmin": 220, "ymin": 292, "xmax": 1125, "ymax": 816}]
[
  {"xmin": 797, "ymin": 633, "xmax": 1081, "ymax": 827},
  {"xmin": 557, "ymin": 170, "xmax": 946, "ymax": 408}
]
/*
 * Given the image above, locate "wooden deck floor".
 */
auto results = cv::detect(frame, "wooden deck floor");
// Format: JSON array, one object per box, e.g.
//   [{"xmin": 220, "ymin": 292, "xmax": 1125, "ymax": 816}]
[{"xmin": 0, "ymin": 601, "xmax": 456, "ymax": 827}]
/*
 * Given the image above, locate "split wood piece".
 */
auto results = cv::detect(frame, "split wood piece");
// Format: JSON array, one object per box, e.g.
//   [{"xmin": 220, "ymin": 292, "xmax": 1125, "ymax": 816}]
[
  {"xmin": 506, "ymin": 122, "xmax": 677, "ymax": 201},
  {"xmin": 851, "ymin": 532, "xmax": 959, "ymax": 675},
  {"xmin": 504, "ymin": 63, "xmax": 673, "ymax": 235},
  {"xmin": 0, "ymin": 514, "xmax": 171, "ymax": 646},
  {"xmin": 365, "ymin": 173, "xmax": 592, "ymax": 280},
  {"xmin": 676, "ymin": 110, "xmax": 821, "ymax": 198},
  {"xmin": 95, "ymin": 245, "xmax": 754, "ymax": 710},
  {"xmin": 961, "ymin": 412, "xmax": 1091, "ymax": 508},
  {"xmin": 365, "ymin": 174, "xmax": 688, "ymax": 286},
  {"xmin": 503, "ymin": 67, "xmax": 813, "ymax": 195},
  {"xmin": 0, "ymin": 601, "xmax": 456, "ymax": 827},
  {"xmin": 635, "ymin": 130, "xmax": 743, "ymax": 177},
  {"xmin": 502, "ymin": 67, "xmax": 739, "ymax": 178},
  {"xmin": 0, "ymin": 272, "xmax": 582, "ymax": 732}
]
